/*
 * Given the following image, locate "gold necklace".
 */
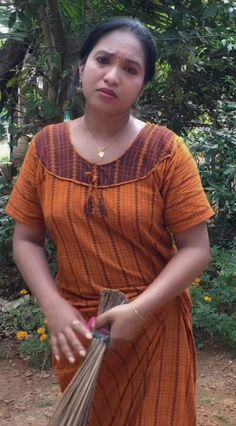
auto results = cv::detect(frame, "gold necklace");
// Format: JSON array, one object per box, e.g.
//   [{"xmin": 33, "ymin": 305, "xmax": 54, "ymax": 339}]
[{"xmin": 82, "ymin": 118, "xmax": 128, "ymax": 159}]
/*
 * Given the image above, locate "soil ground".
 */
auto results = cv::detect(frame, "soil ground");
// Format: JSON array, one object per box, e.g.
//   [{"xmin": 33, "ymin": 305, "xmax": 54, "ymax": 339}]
[{"xmin": 0, "ymin": 341, "xmax": 235, "ymax": 425}]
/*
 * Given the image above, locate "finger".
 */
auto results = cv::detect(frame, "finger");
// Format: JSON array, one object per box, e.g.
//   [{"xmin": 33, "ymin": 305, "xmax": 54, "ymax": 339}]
[
  {"xmin": 95, "ymin": 311, "xmax": 110, "ymax": 329},
  {"xmin": 65, "ymin": 327, "xmax": 87, "ymax": 357},
  {"xmin": 87, "ymin": 316, "xmax": 97, "ymax": 332},
  {"xmin": 57, "ymin": 332, "xmax": 76, "ymax": 363},
  {"xmin": 71, "ymin": 320, "xmax": 92, "ymax": 340},
  {"xmin": 51, "ymin": 334, "xmax": 60, "ymax": 362}
]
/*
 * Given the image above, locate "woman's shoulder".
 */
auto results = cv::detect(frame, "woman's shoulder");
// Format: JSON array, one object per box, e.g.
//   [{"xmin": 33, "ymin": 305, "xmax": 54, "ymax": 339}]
[
  {"xmin": 32, "ymin": 121, "xmax": 69, "ymax": 164},
  {"xmin": 139, "ymin": 122, "xmax": 178, "ymax": 163},
  {"xmin": 34, "ymin": 121, "xmax": 67, "ymax": 147}
]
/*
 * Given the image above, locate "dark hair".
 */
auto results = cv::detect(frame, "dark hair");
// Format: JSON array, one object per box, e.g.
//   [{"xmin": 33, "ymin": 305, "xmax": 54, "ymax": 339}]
[{"xmin": 79, "ymin": 17, "xmax": 157, "ymax": 84}]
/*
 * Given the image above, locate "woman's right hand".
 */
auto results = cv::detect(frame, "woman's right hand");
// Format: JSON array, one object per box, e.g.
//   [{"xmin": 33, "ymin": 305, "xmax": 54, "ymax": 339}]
[{"xmin": 44, "ymin": 297, "xmax": 93, "ymax": 364}]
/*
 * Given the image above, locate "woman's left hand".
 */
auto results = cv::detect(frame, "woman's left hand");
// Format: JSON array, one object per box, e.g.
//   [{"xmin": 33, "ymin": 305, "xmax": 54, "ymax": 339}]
[{"xmin": 94, "ymin": 304, "xmax": 145, "ymax": 346}]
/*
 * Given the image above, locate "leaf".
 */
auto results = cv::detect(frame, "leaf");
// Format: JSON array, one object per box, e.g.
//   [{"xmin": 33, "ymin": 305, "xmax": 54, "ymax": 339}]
[
  {"xmin": 6, "ymin": 77, "xmax": 17, "ymax": 88},
  {"xmin": 8, "ymin": 123, "xmax": 18, "ymax": 137},
  {"xmin": 175, "ymin": 86, "xmax": 184, "ymax": 103},
  {"xmin": 8, "ymin": 11, "xmax": 16, "ymax": 29},
  {"xmin": 203, "ymin": 4, "xmax": 219, "ymax": 19},
  {"xmin": 26, "ymin": 101, "xmax": 38, "ymax": 117},
  {"xmin": 62, "ymin": 100, "xmax": 70, "ymax": 111},
  {"xmin": 41, "ymin": 100, "xmax": 60, "ymax": 118},
  {"xmin": 0, "ymin": 123, "xmax": 5, "ymax": 140},
  {"xmin": 49, "ymin": 53, "xmax": 62, "ymax": 72},
  {"xmin": 224, "ymin": 102, "xmax": 236, "ymax": 111}
]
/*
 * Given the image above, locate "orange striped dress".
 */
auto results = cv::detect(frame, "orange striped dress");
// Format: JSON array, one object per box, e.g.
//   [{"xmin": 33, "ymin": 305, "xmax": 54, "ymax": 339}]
[{"xmin": 7, "ymin": 122, "xmax": 214, "ymax": 425}]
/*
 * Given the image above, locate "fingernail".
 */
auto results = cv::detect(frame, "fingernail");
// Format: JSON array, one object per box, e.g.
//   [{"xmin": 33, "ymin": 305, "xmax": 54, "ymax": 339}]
[
  {"xmin": 55, "ymin": 355, "xmax": 60, "ymax": 362},
  {"xmin": 86, "ymin": 332, "xmax": 92, "ymax": 339},
  {"xmin": 79, "ymin": 350, "xmax": 86, "ymax": 357},
  {"xmin": 69, "ymin": 356, "xmax": 75, "ymax": 363},
  {"xmin": 87, "ymin": 316, "xmax": 96, "ymax": 331}
]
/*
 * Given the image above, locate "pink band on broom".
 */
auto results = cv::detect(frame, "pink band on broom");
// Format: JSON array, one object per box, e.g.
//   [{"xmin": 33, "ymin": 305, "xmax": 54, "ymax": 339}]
[{"xmin": 87, "ymin": 316, "xmax": 110, "ymax": 342}]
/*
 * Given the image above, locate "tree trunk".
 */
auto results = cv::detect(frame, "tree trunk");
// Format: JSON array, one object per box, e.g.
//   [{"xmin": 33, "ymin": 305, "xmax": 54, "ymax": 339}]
[
  {"xmin": 0, "ymin": 38, "xmax": 29, "ymax": 113},
  {"xmin": 38, "ymin": 0, "xmax": 67, "ymax": 106}
]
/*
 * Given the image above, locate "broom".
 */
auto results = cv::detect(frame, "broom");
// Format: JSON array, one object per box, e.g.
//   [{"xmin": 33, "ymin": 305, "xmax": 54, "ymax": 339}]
[{"xmin": 48, "ymin": 289, "xmax": 128, "ymax": 426}]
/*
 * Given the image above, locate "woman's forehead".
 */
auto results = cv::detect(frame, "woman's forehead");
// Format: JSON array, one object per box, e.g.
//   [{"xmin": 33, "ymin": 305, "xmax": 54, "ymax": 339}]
[{"xmin": 91, "ymin": 30, "xmax": 145, "ymax": 62}]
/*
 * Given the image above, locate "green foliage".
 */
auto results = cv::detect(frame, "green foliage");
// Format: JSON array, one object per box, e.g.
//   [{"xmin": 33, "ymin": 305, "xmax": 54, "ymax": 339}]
[
  {"xmin": 1, "ymin": 0, "xmax": 235, "ymax": 138},
  {"xmin": 0, "ymin": 296, "xmax": 44, "ymax": 336},
  {"xmin": 0, "ymin": 295, "xmax": 51, "ymax": 369},
  {"xmin": 0, "ymin": 177, "xmax": 14, "ymax": 263},
  {"xmin": 45, "ymin": 236, "xmax": 57, "ymax": 277},
  {"xmin": 192, "ymin": 244, "xmax": 236, "ymax": 353},
  {"xmin": 186, "ymin": 101, "xmax": 236, "ymax": 244},
  {"xmin": 20, "ymin": 337, "xmax": 51, "ymax": 369}
]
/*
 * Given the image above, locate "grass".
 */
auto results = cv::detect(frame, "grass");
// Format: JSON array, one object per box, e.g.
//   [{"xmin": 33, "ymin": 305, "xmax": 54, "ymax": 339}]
[
  {"xmin": 38, "ymin": 399, "xmax": 55, "ymax": 408},
  {"xmin": 199, "ymin": 396, "xmax": 213, "ymax": 406}
]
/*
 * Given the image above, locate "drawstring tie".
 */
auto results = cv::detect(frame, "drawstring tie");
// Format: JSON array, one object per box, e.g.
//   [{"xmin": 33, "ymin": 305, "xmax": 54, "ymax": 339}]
[{"xmin": 84, "ymin": 172, "xmax": 107, "ymax": 217}]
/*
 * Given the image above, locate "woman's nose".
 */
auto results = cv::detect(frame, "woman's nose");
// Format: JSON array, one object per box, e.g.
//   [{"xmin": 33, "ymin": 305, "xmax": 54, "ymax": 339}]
[{"xmin": 103, "ymin": 67, "xmax": 120, "ymax": 86}]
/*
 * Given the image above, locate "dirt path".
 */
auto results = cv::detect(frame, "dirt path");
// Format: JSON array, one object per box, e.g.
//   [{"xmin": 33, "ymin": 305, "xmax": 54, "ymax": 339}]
[{"xmin": 0, "ymin": 341, "xmax": 235, "ymax": 425}]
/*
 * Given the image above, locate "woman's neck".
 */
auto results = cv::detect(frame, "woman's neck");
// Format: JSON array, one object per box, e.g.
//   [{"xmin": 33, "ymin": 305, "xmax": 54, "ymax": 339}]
[{"xmin": 83, "ymin": 106, "xmax": 131, "ymax": 139}]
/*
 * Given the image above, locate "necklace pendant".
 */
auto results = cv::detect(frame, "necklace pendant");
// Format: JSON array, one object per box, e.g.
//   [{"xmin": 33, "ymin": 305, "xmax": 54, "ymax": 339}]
[{"xmin": 98, "ymin": 150, "xmax": 105, "ymax": 159}]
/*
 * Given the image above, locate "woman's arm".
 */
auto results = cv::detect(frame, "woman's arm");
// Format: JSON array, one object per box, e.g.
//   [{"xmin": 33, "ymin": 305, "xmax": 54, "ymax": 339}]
[
  {"xmin": 95, "ymin": 222, "xmax": 211, "ymax": 342},
  {"xmin": 131, "ymin": 221, "xmax": 211, "ymax": 318},
  {"xmin": 13, "ymin": 221, "xmax": 92, "ymax": 362}
]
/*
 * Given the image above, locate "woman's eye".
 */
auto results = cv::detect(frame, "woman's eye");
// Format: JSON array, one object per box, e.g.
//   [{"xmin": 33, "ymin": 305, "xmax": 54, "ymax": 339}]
[
  {"xmin": 96, "ymin": 56, "xmax": 109, "ymax": 64},
  {"xmin": 124, "ymin": 67, "xmax": 137, "ymax": 75}
]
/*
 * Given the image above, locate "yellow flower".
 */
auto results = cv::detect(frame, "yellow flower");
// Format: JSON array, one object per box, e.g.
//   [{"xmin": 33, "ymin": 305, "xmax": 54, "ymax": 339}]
[
  {"xmin": 193, "ymin": 277, "xmax": 201, "ymax": 285},
  {"xmin": 20, "ymin": 289, "xmax": 28, "ymax": 296},
  {"xmin": 37, "ymin": 327, "xmax": 46, "ymax": 335},
  {"xmin": 40, "ymin": 333, "xmax": 48, "ymax": 342},
  {"xmin": 204, "ymin": 296, "xmax": 212, "ymax": 303},
  {"xmin": 16, "ymin": 331, "xmax": 29, "ymax": 340},
  {"xmin": 44, "ymin": 318, "xmax": 48, "ymax": 325}
]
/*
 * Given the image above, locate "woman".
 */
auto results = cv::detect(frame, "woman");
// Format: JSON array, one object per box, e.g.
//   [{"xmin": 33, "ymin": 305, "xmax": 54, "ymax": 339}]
[{"xmin": 7, "ymin": 17, "xmax": 213, "ymax": 425}]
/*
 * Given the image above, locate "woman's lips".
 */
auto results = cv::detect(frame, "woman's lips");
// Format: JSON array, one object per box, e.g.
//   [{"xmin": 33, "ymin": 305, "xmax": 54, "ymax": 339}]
[{"xmin": 97, "ymin": 88, "xmax": 118, "ymax": 99}]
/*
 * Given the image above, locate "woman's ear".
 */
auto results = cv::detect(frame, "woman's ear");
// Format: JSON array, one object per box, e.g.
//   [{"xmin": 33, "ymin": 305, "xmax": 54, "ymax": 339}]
[{"xmin": 79, "ymin": 64, "xmax": 85, "ymax": 78}]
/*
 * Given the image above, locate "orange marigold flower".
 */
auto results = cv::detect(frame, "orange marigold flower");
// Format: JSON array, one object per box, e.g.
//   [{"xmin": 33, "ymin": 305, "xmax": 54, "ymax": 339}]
[
  {"xmin": 37, "ymin": 327, "xmax": 46, "ymax": 335},
  {"xmin": 204, "ymin": 296, "xmax": 212, "ymax": 303},
  {"xmin": 16, "ymin": 331, "xmax": 29, "ymax": 340},
  {"xmin": 40, "ymin": 333, "xmax": 48, "ymax": 342},
  {"xmin": 194, "ymin": 277, "xmax": 201, "ymax": 284}
]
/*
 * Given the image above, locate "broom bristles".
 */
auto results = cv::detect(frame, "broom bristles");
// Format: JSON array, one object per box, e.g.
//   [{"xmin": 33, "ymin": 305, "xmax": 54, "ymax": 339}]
[{"xmin": 48, "ymin": 290, "xmax": 128, "ymax": 426}]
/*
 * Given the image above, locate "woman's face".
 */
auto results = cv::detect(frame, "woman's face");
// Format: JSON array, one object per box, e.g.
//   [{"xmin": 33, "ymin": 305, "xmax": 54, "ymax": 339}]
[{"xmin": 79, "ymin": 30, "xmax": 146, "ymax": 115}]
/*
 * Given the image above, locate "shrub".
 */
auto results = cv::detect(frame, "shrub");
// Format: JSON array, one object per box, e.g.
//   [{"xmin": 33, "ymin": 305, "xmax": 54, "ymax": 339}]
[
  {"xmin": 0, "ymin": 176, "xmax": 14, "ymax": 264},
  {"xmin": 0, "ymin": 292, "xmax": 51, "ymax": 369},
  {"xmin": 192, "ymin": 244, "xmax": 236, "ymax": 353},
  {"xmin": 186, "ymin": 101, "xmax": 236, "ymax": 246}
]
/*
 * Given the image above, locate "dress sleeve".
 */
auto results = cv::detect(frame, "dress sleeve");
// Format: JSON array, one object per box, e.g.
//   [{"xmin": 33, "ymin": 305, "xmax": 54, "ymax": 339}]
[
  {"xmin": 6, "ymin": 137, "xmax": 45, "ymax": 228},
  {"xmin": 161, "ymin": 136, "xmax": 214, "ymax": 233}
]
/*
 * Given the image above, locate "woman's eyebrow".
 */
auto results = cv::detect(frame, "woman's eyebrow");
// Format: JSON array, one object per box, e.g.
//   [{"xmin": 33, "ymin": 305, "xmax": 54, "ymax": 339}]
[
  {"xmin": 124, "ymin": 58, "xmax": 143, "ymax": 69},
  {"xmin": 95, "ymin": 50, "xmax": 143, "ymax": 69}
]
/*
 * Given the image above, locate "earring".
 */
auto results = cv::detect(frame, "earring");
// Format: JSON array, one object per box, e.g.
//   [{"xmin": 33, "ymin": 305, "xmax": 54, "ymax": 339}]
[{"xmin": 76, "ymin": 78, "xmax": 83, "ymax": 94}]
